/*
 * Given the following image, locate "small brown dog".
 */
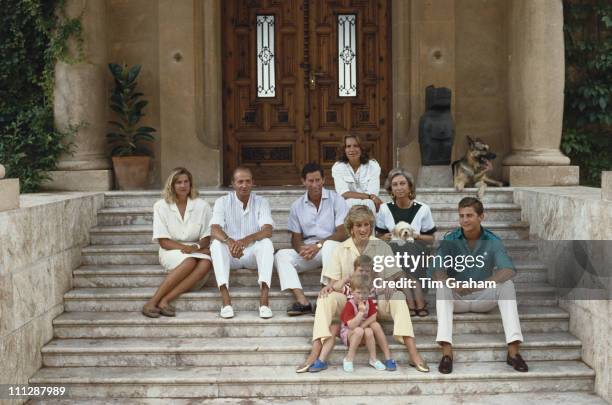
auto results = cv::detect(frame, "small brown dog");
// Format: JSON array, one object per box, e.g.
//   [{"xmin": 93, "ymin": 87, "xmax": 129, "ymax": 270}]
[{"xmin": 452, "ymin": 136, "xmax": 504, "ymax": 198}]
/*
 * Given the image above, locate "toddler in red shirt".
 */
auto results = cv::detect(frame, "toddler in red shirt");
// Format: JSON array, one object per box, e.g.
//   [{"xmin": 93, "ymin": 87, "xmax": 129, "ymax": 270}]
[{"xmin": 338, "ymin": 273, "xmax": 392, "ymax": 372}]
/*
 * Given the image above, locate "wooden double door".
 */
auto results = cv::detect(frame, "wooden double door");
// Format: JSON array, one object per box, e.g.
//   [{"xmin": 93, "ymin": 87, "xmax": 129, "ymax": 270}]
[{"xmin": 222, "ymin": 0, "xmax": 391, "ymax": 185}]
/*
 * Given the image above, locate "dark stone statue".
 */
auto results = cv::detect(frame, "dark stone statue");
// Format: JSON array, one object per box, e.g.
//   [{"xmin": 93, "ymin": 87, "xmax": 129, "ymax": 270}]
[{"xmin": 418, "ymin": 85, "xmax": 454, "ymax": 165}]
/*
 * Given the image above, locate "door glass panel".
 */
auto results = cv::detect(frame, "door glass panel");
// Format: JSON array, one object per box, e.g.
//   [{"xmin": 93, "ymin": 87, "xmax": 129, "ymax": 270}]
[
  {"xmin": 338, "ymin": 14, "xmax": 357, "ymax": 97},
  {"xmin": 256, "ymin": 15, "xmax": 276, "ymax": 97}
]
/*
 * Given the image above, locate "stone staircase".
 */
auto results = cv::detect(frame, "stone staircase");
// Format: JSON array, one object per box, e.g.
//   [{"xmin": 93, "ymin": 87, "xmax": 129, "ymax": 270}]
[{"xmin": 29, "ymin": 188, "xmax": 604, "ymax": 403}]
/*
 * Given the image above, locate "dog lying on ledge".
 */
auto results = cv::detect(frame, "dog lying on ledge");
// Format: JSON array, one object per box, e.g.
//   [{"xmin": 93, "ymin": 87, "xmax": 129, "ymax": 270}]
[{"xmin": 452, "ymin": 136, "xmax": 505, "ymax": 198}]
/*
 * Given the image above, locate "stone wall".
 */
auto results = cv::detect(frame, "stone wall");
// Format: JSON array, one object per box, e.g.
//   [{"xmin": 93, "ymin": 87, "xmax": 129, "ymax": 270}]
[
  {"xmin": 107, "ymin": 0, "xmax": 161, "ymax": 186},
  {"xmin": 105, "ymin": 0, "xmax": 516, "ymax": 186},
  {"xmin": 514, "ymin": 187, "xmax": 612, "ymax": 402},
  {"xmin": 454, "ymin": 0, "xmax": 509, "ymax": 181},
  {"xmin": 0, "ymin": 193, "xmax": 103, "ymax": 405}
]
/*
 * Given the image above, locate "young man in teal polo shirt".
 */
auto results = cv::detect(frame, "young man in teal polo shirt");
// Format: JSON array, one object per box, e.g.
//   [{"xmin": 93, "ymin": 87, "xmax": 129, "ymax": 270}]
[{"xmin": 429, "ymin": 197, "xmax": 528, "ymax": 374}]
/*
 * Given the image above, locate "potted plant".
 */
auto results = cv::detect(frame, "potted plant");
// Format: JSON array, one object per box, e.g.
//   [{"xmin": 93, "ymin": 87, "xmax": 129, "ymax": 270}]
[{"xmin": 107, "ymin": 63, "xmax": 156, "ymax": 190}]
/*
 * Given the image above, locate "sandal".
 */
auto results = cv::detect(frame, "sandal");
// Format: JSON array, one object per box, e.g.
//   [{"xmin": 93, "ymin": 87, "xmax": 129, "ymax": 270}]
[
  {"xmin": 142, "ymin": 306, "xmax": 161, "ymax": 318},
  {"xmin": 409, "ymin": 307, "xmax": 417, "ymax": 317},
  {"xmin": 159, "ymin": 304, "xmax": 176, "ymax": 317},
  {"xmin": 415, "ymin": 306, "xmax": 429, "ymax": 317}
]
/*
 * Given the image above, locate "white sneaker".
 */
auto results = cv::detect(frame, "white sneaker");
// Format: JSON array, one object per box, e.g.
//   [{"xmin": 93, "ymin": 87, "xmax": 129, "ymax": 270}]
[
  {"xmin": 220, "ymin": 305, "xmax": 234, "ymax": 319},
  {"xmin": 259, "ymin": 305, "xmax": 273, "ymax": 319}
]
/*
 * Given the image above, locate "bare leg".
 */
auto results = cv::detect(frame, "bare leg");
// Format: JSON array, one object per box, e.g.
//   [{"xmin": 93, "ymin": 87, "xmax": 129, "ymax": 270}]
[
  {"xmin": 508, "ymin": 340, "xmax": 520, "ymax": 357},
  {"xmin": 291, "ymin": 288, "xmax": 309, "ymax": 305},
  {"xmin": 403, "ymin": 288, "xmax": 416, "ymax": 311},
  {"xmin": 319, "ymin": 324, "xmax": 340, "ymax": 361},
  {"xmin": 260, "ymin": 282, "xmax": 269, "ymax": 306},
  {"xmin": 403, "ymin": 336, "xmax": 425, "ymax": 364},
  {"xmin": 144, "ymin": 258, "xmax": 197, "ymax": 310},
  {"xmin": 411, "ymin": 277, "xmax": 427, "ymax": 312},
  {"xmin": 220, "ymin": 285, "xmax": 232, "ymax": 307},
  {"xmin": 440, "ymin": 341, "xmax": 453, "ymax": 358},
  {"xmin": 303, "ymin": 340, "xmax": 323, "ymax": 366},
  {"xmin": 370, "ymin": 322, "xmax": 392, "ymax": 360},
  {"xmin": 319, "ymin": 335, "xmax": 336, "ymax": 361},
  {"xmin": 364, "ymin": 327, "xmax": 377, "ymax": 361},
  {"xmin": 159, "ymin": 259, "xmax": 211, "ymax": 307},
  {"xmin": 346, "ymin": 327, "xmax": 364, "ymax": 362}
]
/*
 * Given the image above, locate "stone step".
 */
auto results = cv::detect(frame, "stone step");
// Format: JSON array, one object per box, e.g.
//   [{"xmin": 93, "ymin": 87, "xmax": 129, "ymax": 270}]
[
  {"xmin": 25, "ymin": 392, "xmax": 610, "ymax": 405},
  {"xmin": 29, "ymin": 361, "xmax": 595, "ymax": 398},
  {"xmin": 62, "ymin": 284, "xmax": 557, "ymax": 312},
  {"xmin": 53, "ymin": 307, "xmax": 570, "ymax": 338},
  {"xmin": 41, "ymin": 332, "xmax": 582, "ymax": 368},
  {"xmin": 72, "ymin": 262, "xmax": 549, "ymax": 288},
  {"xmin": 81, "ymin": 241, "xmax": 542, "ymax": 265},
  {"xmin": 88, "ymin": 220, "xmax": 530, "ymax": 248},
  {"xmin": 96, "ymin": 203, "xmax": 523, "ymax": 226},
  {"xmin": 102, "ymin": 188, "xmax": 516, "ymax": 208}
]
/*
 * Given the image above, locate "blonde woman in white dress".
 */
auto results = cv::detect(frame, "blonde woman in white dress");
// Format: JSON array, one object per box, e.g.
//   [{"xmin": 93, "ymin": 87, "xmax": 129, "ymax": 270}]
[
  {"xmin": 142, "ymin": 167, "xmax": 213, "ymax": 318},
  {"xmin": 332, "ymin": 134, "xmax": 383, "ymax": 213}
]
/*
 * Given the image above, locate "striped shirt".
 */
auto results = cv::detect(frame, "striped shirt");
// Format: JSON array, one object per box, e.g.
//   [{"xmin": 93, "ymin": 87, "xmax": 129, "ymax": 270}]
[{"xmin": 210, "ymin": 191, "xmax": 274, "ymax": 240}]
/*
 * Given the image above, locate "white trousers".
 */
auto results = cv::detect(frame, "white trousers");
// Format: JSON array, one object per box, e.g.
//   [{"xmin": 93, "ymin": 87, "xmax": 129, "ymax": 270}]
[
  {"xmin": 435, "ymin": 280, "xmax": 524, "ymax": 344},
  {"xmin": 210, "ymin": 238, "xmax": 274, "ymax": 289},
  {"xmin": 274, "ymin": 240, "xmax": 340, "ymax": 290}
]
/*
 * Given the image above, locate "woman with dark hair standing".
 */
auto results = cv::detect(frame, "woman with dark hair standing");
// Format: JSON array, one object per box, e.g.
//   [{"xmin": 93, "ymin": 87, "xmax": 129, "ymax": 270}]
[
  {"xmin": 142, "ymin": 167, "xmax": 213, "ymax": 318},
  {"xmin": 332, "ymin": 134, "xmax": 383, "ymax": 212},
  {"xmin": 376, "ymin": 168, "xmax": 437, "ymax": 317}
]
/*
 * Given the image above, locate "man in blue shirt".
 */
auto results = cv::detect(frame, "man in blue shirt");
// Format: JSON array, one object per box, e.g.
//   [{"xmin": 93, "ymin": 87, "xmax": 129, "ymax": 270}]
[
  {"xmin": 429, "ymin": 197, "xmax": 527, "ymax": 374},
  {"xmin": 274, "ymin": 162, "xmax": 348, "ymax": 316}
]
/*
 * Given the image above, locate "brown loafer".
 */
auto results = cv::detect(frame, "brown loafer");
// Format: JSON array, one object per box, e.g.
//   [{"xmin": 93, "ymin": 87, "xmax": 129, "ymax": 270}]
[
  {"xmin": 438, "ymin": 355, "xmax": 453, "ymax": 374},
  {"xmin": 507, "ymin": 353, "xmax": 528, "ymax": 372},
  {"xmin": 159, "ymin": 304, "xmax": 176, "ymax": 317},
  {"xmin": 142, "ymin": 306, "xmax": 161, "ymax": 318}
]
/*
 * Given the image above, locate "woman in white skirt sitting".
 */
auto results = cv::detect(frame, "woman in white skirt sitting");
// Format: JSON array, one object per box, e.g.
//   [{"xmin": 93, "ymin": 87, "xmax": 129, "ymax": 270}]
[
  {"xmin": 331, "ymin": 134, "xmax": 383, "ymax": 212},
  {"xmin": 142, "ymin": 167, "xmax": 213, "ymax": 318}
]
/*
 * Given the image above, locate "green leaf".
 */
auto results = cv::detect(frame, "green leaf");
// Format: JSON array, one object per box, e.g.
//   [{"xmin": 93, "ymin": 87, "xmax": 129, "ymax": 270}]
[
  {"xmin": 135, "ymin": 126, "xmax": 156, "ymax": 133},
  {"xmin": 133, "ymin": 100, "xmax": 148, "ymax": 111},
  {"xmin": 134, "ymin": 133, "xmax": 155, "ymax": 142},
  {"xmin": 127, "ymin": 64, "xmax": 141, "ymax": 83},
  {"xmin": 108, "ymin": 63, "xmax": 123, "ymax": 79},
  {"xmin": 109, "ymin": 120, "xmax": 126, "ymax": 130}
]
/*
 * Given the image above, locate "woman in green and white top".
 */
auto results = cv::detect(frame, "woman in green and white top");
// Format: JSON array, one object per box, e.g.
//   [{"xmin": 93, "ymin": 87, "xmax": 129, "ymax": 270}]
[{"xmin": 376, "ymin": 168, "xmax": 437, "ymax": 317}]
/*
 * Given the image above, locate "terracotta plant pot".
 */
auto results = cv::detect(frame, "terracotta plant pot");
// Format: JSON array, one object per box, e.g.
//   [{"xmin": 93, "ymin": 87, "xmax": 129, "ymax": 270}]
[{"xmin": 112, "ymin": 156, "xmax": 151, "ymax": 190}]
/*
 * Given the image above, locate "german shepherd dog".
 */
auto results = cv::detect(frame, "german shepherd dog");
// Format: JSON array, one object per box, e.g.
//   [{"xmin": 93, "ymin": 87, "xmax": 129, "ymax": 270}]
[{"xmin": 452, "ymin": 136, "xmax": 504, "ymax": 198}]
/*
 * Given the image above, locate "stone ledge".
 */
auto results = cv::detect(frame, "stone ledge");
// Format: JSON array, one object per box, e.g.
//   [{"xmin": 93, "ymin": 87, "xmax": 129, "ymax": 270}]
[
  {"xmin": 503, "ymin": 165, "xmax": 579, "ymax": 186},
  {"xmin": 0, "ymin": 179, "xmax": 19, "ymax": 212},
  {"xmin": 602, "ymin": 171, "xmax": 612, "ymax": 201},
  {"xmin": 416, "ymin": 166, "xmax": 453, "ymax": 187},
  {"xmin": 42, "ymin": 170, "xmax": 113, "ymax": 192}
]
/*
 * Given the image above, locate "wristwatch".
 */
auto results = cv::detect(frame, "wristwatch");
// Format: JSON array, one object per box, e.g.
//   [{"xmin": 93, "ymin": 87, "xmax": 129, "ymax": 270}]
[{"xmin": 316, "ymin": 242, "xmax": 323, "ymax": 249}]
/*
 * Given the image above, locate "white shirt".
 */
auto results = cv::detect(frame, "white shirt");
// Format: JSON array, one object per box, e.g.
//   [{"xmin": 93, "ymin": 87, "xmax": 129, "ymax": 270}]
[
  {"xmin": 376, "ymin": 200, "xmax": 436, "ymax": 234},
  {"xmin": 152, "ymin": 198, "xmax": 212, "ymax": 243},
  {"xmin": 287, "ymin": 188, "xmax": 348, "ymax": 245},
  {"xmin": 210, "ymin": 191, "xmax": 274, "ymax": 240},
  {"xmin": 332, "ymin": 159, "xmax": 381, "ymax": 196}
]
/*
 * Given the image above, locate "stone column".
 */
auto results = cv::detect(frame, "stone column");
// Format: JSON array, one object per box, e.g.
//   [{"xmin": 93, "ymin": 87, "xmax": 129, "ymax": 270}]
[
  {"xmin": 44, "ymin": 0, "xmax": 113, "ymax": 191},
  {"xmin": 503, "ymin": 0, "xmax": 579, "ymax": 186}
]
